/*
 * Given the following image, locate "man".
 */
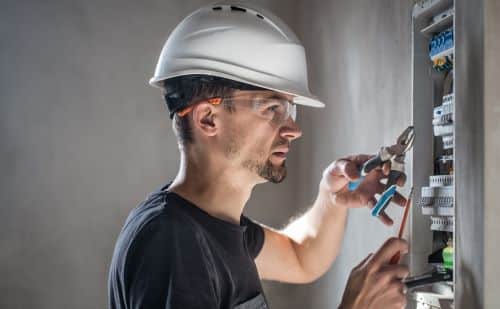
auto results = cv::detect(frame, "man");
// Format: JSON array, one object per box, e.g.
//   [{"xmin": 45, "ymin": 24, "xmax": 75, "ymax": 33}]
[{"xmin": 108, "ymin": 2, "xmax": 409, "ymax": 308}]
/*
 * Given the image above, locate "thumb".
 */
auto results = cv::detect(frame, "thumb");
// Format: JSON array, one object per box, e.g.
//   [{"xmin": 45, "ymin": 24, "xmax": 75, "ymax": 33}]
[
  {"xmin": 343, "ymin": 159, "xmax": 362, "ymax": 181},
  {"xmin": 323, "ymin": 159, "xmax": 360, "ymax": 190}
]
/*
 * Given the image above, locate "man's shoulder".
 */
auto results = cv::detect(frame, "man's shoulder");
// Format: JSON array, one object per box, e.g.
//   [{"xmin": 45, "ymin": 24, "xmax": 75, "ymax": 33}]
[
  {"xmin": 109, "ymin": 189, "xmax": 219, "ymax": 309},
  {"xmin": 110, "ymin": 190, "xmax": 206, "ymax": 274},
  {"xmin": 123, "ymin": 190, "xmax": 200, "ymax": 244}
]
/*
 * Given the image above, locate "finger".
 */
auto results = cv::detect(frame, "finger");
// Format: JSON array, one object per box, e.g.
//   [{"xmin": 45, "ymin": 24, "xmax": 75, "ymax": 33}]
[
  {"xmin": 396, "ymin": 173, "xmax": 407, "ymax": 187},
  {"xmin": 377, "ymin": 211, "xmax": 394, "ymax": 226},
  {"xmin": 401, "ymin": 281, "xmax": 409, "ymax": 295},
  {"xmin": 322, "ymin": 161, "xmax": 349, "ymax": 192},
  {"xmin": 343, "ymin": 160, "xmax": 362, "ymax": 181},
  {"xmin": 368, "ymin": 199, "xmax": 395, "ymax": 226},
  {"xmin": 343, "ymin": 155, "xmax": 380, "ymax": 181},
  {"xmin": 380, "ymin": 162, "xmax": 408, "ymax": 185},
  {"xmin": 369, "ymin": 238, "xmax": 409, "ymax": 270},
  {"xmin": 366, "ymin": 197, "xmax": 378, "ymax": 210},
  {"xmin": 365, "ymin": 168, "xmax": 385, "ymax": 182},
  {"xmin": 358, "ymin": 169, "xmax": 384, "ymax": 189},
  {"xmin": 383, "ymin": 281, "xmax": 408, "ymax": 306},
  {"xmin": 346, "ymin": 154, "xmax": 374, "ymax": 166},
  {"xmin": 382, "ymin": 162, "xmax": 390, "ymax": 175},
  {"xmin": 391, "ymin": 192, "xmax": 407, "ymax": 207},
  {"xmin": 324, "ymin": 159, "xmax": 363, "ymax": 192},
  {"xmin": 375, "ymin": 181, "xmax": 386, "ymax": 195},
  {"xmin": 356, "ymin": 172, "xmax": 384, "ymax": 198},
  {"xmin": 379, "ymin": 264, "xmax": 410, "ymax": 281}
]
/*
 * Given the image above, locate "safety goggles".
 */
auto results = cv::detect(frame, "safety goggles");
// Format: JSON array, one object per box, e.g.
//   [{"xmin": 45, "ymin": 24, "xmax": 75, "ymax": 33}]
[{"xmin": 177, "ymin": 94, "xmax": 297, "ymax": 127}]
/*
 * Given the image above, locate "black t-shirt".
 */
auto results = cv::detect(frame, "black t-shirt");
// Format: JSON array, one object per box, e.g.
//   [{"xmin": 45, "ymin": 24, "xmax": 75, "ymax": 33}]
[{"xmin": 108, "ymin": 183, "xmax": 268, "ymax": 309}]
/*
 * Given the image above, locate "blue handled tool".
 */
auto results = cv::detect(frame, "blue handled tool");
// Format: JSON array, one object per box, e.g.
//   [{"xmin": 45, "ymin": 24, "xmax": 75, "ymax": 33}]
[
  {"xmin": 348, "ymin": 126, "xmax": 415, "ymax": 217},
  {"xmin": 348, "ymin": 151, "xmax": 391, "ymax": 191},
  {"xmin": 371, "ymin": 185, "xmax": 397, "ymax": 216}
]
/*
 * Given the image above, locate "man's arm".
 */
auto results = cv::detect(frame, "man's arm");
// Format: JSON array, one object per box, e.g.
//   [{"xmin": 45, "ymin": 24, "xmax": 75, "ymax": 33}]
[
  {"xmin": 255, "ymin": 155, "xmax": 407, "ymax": 283},
  {"xmin": 255, "ymin": 187, "xmax": 347, "ymax": 283}
]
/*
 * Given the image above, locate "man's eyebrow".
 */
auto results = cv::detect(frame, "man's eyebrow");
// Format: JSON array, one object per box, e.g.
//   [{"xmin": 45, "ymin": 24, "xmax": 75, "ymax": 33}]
[{"xmin": 258, "ymin": 93, "xmax": 287, "ymax": 101}]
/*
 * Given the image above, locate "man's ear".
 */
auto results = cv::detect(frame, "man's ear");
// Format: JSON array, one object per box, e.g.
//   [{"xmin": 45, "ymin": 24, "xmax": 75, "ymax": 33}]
[{"xmin": 191, "ymin": 101, "xmax": 218, "ymax": 137}]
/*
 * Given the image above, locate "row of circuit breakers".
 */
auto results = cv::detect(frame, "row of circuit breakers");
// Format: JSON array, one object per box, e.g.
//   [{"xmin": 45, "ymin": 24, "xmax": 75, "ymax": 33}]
[
  {"xmin": 418, "ymin": 94, "xmax": 454, "ymax": 233},
  {"xmin": 418, "ymin": 20, "xmax": 455, "ymax": 233}
]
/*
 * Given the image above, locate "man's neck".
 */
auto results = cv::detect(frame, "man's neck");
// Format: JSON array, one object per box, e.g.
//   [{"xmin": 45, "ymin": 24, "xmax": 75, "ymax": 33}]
[{"xmin": 168, "ymin": 153, "xmax": 256, "ymax": 225}]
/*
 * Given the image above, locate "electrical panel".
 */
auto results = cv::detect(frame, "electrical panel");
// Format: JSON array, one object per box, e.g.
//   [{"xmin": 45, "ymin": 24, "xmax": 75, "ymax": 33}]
[{"xmin": 409, "ymin": 0, "xmax": 455, "ymax": 308}]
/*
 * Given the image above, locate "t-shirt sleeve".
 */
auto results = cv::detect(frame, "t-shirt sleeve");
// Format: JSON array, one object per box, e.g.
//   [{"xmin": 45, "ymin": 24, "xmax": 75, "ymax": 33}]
[
  {"xmin": 124, "ymin": 215, "xmax": 219, "ymax": 309},
  {"xmin": 241, "ymin": 216, "xmax": 265, "ymax": 259}
]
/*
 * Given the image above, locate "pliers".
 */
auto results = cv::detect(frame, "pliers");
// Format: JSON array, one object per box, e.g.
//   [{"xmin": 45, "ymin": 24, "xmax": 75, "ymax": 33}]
[{"xmin": 348, "ymin": 126, "xmax": 415, "ymax": 217}]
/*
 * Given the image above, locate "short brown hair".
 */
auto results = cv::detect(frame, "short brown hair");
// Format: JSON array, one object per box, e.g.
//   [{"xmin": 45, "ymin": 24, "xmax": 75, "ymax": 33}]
[{"xmin": 162, "ymin": 75, "xmax": 263, "ymax": 146}]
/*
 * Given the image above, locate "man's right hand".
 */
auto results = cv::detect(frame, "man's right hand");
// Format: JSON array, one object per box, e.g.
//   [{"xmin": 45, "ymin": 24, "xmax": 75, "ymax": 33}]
[{"xmin": 339, "ymin": 238, "xmax": 409, "ymax": 309}]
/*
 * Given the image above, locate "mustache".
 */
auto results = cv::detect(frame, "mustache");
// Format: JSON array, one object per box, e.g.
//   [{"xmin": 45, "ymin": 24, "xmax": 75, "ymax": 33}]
[{"xmin": 272, "ymin": 139, "xmax": 289, "ymax": 149}]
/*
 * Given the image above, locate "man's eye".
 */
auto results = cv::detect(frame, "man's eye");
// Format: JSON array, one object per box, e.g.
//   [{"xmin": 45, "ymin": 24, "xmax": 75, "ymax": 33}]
[
  {"xmin": 265, "ymin": 101, "xmax": 286, "ymax": 112},
  {"xmin": 266, "ymin": 105, "xmax": 280, "ymax": 112}
]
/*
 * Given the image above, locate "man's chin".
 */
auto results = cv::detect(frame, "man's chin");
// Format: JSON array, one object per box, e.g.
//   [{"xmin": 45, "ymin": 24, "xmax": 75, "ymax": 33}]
[{"xmin": 260, "ymin": 160, "xmax": 287, "ymax": 183}]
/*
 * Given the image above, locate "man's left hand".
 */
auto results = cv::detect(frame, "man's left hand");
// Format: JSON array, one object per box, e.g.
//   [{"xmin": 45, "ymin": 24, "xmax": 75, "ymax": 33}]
[{"xmin": 319, "ymin": 154, "xmax": 407, "ymax": 226}]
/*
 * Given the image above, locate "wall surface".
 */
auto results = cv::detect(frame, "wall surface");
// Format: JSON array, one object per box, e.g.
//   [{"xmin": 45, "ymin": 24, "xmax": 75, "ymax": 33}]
[
  {"xmin": 1, "ymin": 1, "xmax": 415, "ymax": 308},
  {"xmin": 454, "ymin": 0, "xmax": 486, "ymax": 307},
  {"xmin": 484, "ymin": 0, "xmax": 500, "ymax": 307},
  {"xmin": 293, "ymin": 0, "xmax": 413, "ymax": 307}
]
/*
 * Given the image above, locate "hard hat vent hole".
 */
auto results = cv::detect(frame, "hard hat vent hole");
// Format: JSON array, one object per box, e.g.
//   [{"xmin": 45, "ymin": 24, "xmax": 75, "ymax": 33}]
[
  {"xmin": 230, "ymin": 6, "xmax": 246, "ymax": 13},
  {"xmin": 256, "ymin": 14, "xmax": 264, "ymax": 19},
  {"xmin": 212, "ymin": 6, "xmax": 222, "ymax": 11}
]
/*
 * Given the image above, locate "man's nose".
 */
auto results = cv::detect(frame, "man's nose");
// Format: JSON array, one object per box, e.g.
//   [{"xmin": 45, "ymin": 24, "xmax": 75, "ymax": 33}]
[{"xmin": 279, "ymin": 117, "xmax": 303, "ymax": 141}]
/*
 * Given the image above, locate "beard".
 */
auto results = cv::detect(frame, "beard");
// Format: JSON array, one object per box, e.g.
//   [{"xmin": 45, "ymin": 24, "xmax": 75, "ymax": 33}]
[
  {"xmin": 240, "ymin": 156, "xmax": 287, "ymax": 183},
  {"xmin": 223, "ymin": 128, "xmax": 289, "ymax": 183},
  {"xmin": 257, "ymin": 159, "xmax": 287, "ymax": 183}
]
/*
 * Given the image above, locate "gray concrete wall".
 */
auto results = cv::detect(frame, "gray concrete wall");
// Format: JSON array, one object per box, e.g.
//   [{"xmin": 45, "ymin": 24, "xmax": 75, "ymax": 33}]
[
  {"xmin": 484, "ymin": 0, "xmax": 500, "ymax": 307},
  {"xmin": 293, "ymin": 0, "xmax": 413, "ymax": 307},
  {"xmin": 1, "ymin": 1, "xmax": 414, "ymax": 308}
]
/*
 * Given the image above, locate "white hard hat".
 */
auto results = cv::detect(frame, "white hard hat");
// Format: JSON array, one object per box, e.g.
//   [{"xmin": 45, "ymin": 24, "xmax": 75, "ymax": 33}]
[{"xmin": 149, "ymin": 1, "xmax": 325, "ymax": 108}]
